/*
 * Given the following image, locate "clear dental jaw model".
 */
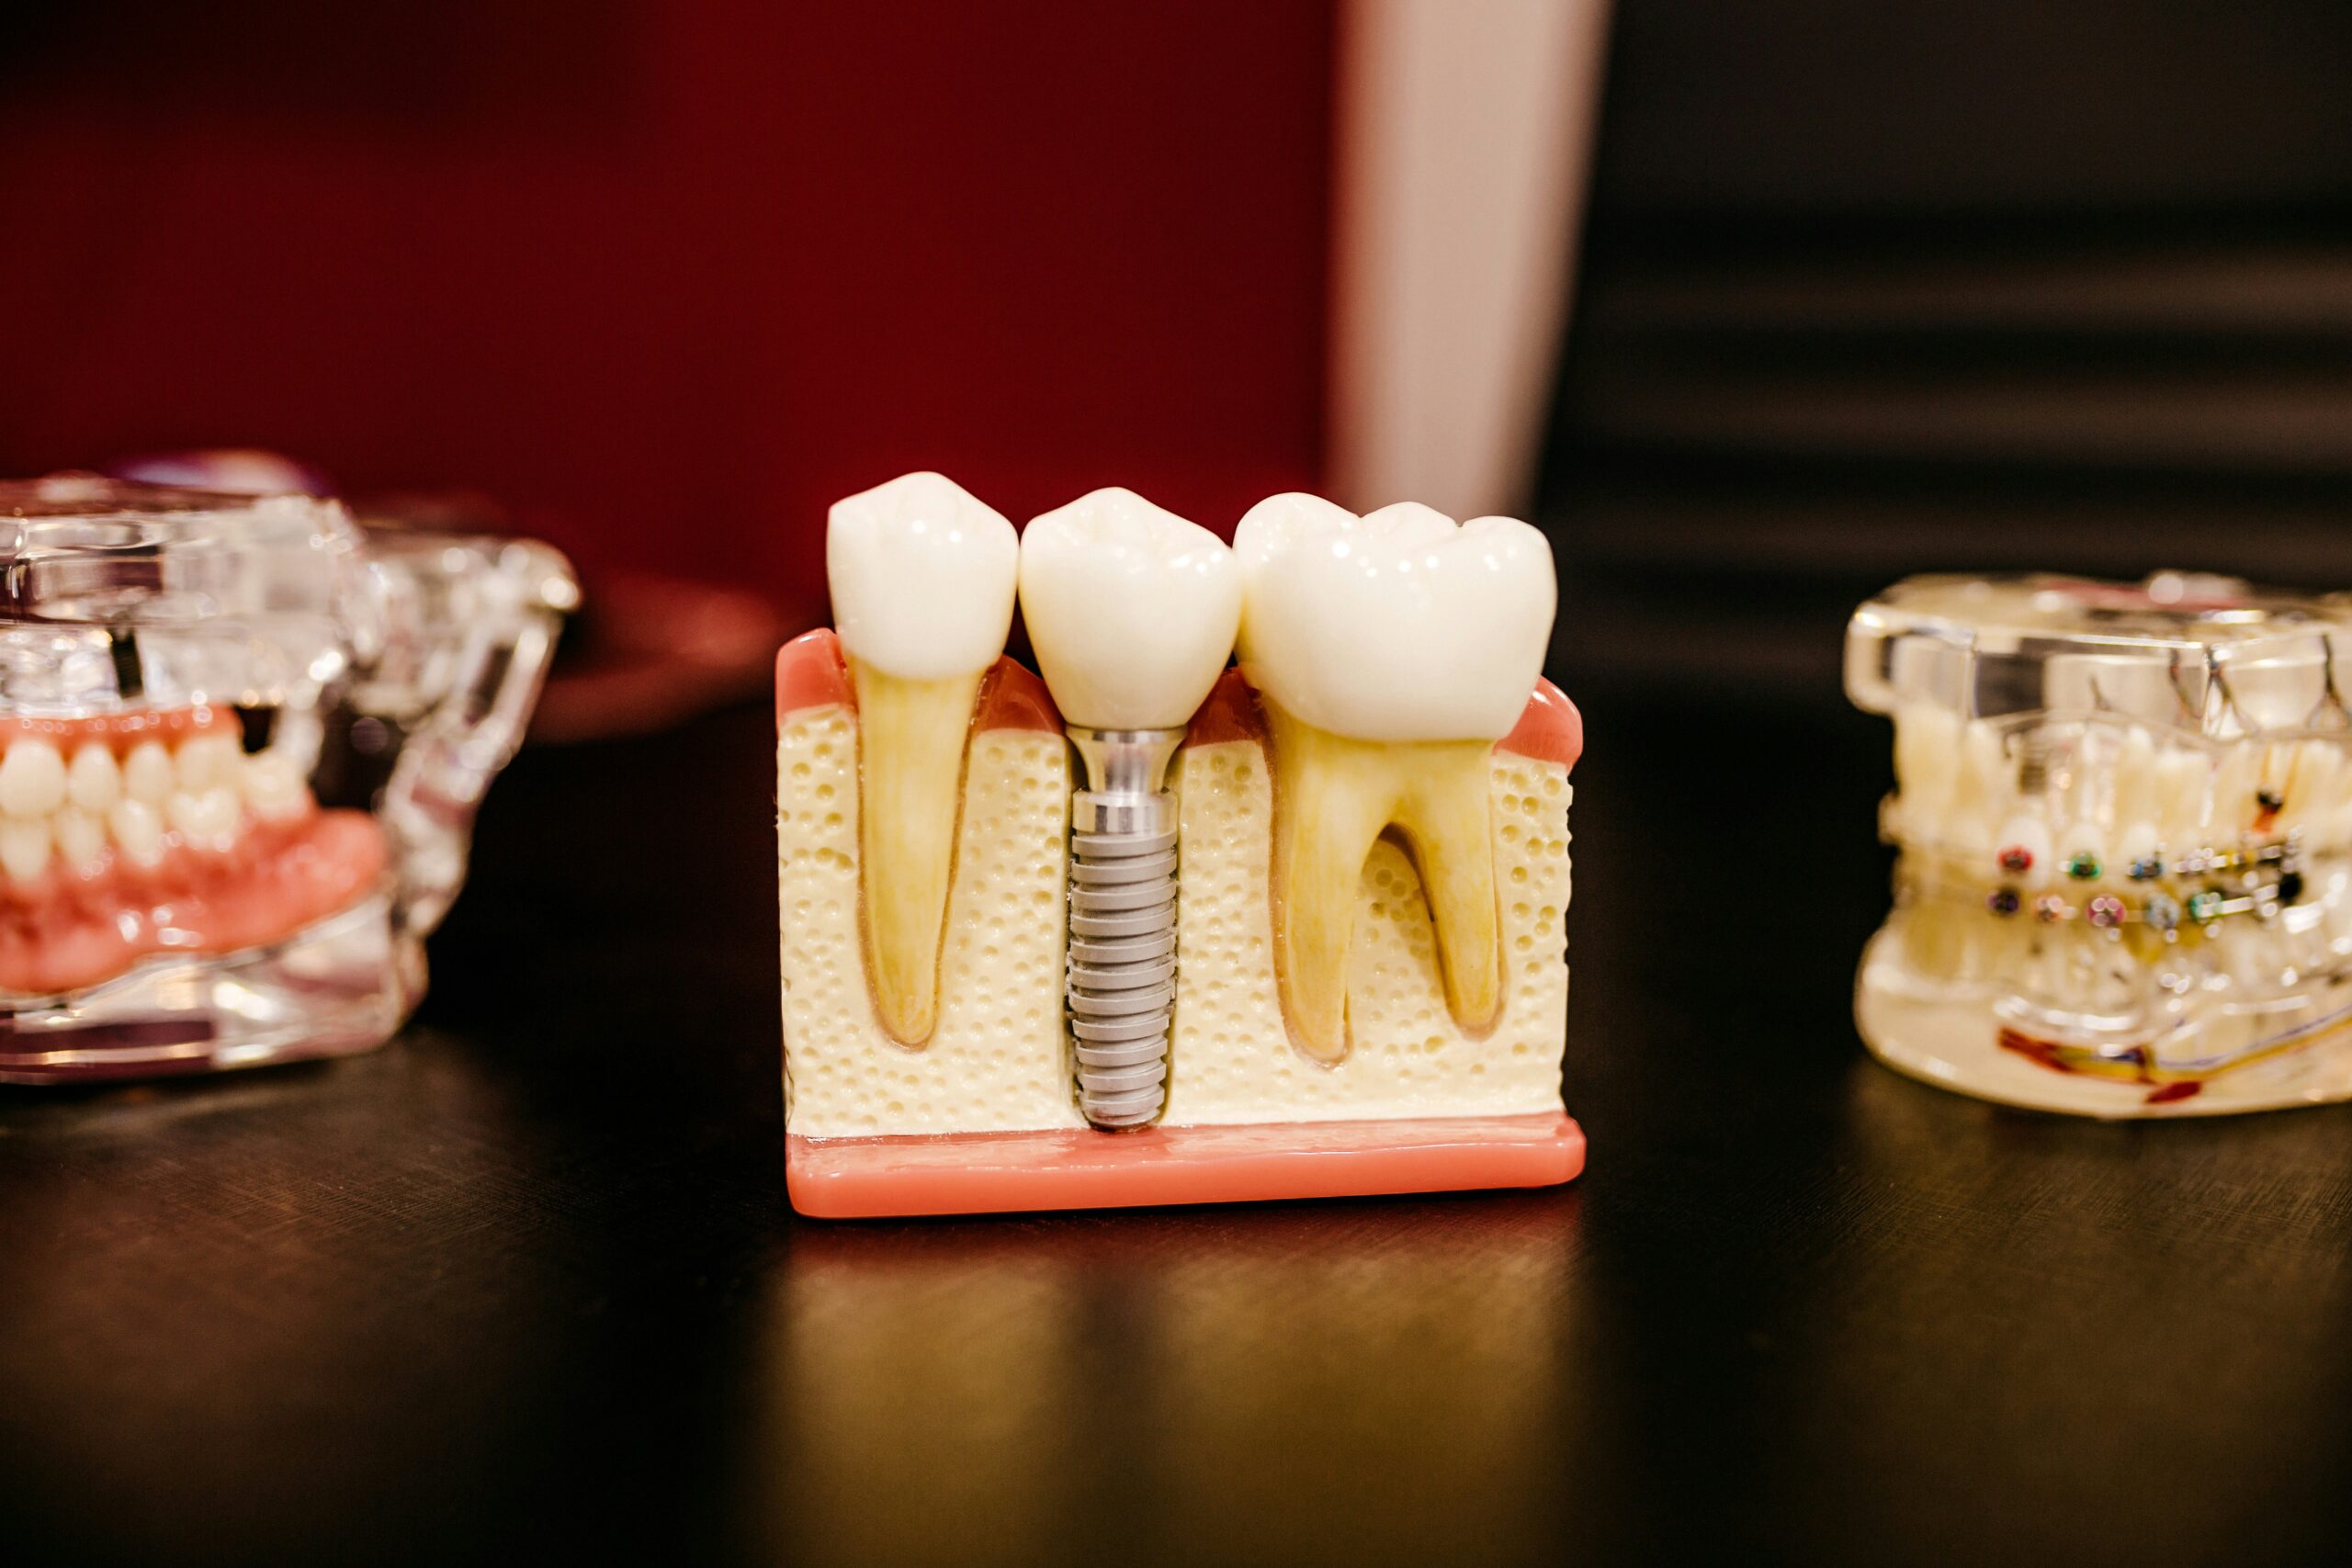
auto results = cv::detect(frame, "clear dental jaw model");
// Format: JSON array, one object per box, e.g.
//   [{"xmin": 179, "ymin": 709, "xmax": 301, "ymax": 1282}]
[
  {"xmin": 1849, "ymin": 571, "xmax": 2352, "ymax": 1116},
  {"xmin": 777, "ymin": 472, "xmax": 1584, "ymax": 1217},
  {"xmin": 0, "ymin": 475, "xmax": 572, "ymax": 1082}
]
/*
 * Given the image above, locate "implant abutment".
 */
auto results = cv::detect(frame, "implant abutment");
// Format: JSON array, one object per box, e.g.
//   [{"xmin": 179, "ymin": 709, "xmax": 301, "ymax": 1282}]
[{"xmin": 1065, "ymin": 726, "xmax": 1184, "ymax": 1129}]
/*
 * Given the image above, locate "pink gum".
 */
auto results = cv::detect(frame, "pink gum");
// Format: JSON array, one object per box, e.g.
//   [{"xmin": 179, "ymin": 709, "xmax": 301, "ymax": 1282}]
[
  {"xmin": 774, "ymin": 627, "xmax": 1060, "ymax": 734},
  {"xmin": 0, "ymin": 810, "xmax": 386, "ymax": 997},
  {"xmin": 775, "ymin": 629, "xmax": 1583, "ymax": 768},
  {"xmin": 0, "ymin": 705, "xmax": 234, "ymax": 756},
  {"xmin": 1185, "ymin": 667, "xmax": 1582, "ymax": 769}
]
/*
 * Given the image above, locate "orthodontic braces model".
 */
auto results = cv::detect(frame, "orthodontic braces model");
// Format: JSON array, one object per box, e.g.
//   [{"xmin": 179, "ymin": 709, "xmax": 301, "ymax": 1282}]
[
  {"xmin": 778, "ymin": 474, "xmax": 1583, "ymax": 1216},
  {"xmin": 1928, "ymin": 833, "xmax": 2306, "ymax": 928},
  {"xmin": 1849, "ymin": 570, "xmax": 2352, "ymax": 1117}
]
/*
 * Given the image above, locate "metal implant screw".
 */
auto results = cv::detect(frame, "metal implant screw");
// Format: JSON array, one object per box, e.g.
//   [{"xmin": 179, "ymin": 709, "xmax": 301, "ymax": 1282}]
[{"xmin": 1065, "ymin": 727, "xmax": 1184, "ymax": 1129}]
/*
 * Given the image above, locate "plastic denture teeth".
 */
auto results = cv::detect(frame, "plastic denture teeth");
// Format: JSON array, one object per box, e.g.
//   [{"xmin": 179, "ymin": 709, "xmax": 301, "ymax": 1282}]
[{"xmin": 1020, "ymin": 488, "xmax": 1241, "ymax": 1127}]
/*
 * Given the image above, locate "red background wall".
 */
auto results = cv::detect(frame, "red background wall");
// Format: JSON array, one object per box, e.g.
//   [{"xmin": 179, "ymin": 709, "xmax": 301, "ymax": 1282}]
[{"xmin": 0, "ymin": 1, "xmax": 1334, "ymax": 624}]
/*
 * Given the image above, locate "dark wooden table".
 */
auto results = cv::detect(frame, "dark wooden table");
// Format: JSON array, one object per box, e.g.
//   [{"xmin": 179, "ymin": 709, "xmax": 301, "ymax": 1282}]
[{"xmin": 6, "ymin": 687, "xmax": 2350, "ymax": 1567}]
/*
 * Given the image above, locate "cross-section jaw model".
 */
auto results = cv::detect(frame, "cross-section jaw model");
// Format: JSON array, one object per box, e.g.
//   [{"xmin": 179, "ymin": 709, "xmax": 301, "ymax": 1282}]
[{"xmin": 779, "ymin": 472, "xmax": 1583, "ymax": 1216}]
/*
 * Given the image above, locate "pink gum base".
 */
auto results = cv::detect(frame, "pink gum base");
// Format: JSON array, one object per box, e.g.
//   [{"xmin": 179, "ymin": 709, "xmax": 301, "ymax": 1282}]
[
  {"xmin": 787, "ymin": 1113, "xmax": 1584, "ymax": 1218},
  {"xmin": 775, "ymin": 628, "xmax": 1587, "ymax": 1217},
  {"xmin": 0, "ymin": 810, "xmax": 388, "ymax": 997},
  {"xmin": 0, "ymin": 707, "xmax": 389, "ymax": 995}
]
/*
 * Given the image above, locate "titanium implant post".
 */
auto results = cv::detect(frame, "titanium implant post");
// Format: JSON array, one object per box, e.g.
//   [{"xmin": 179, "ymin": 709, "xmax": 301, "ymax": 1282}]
[{"xmin": 1065, "ymin": 727, "xmax": 1184, "ymax": 1128}]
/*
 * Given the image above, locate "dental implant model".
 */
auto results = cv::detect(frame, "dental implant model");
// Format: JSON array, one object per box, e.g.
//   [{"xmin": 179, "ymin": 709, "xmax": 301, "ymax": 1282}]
[
  {"xmin": 0, "ymin": 474, "xmax": 572, "ymax": 1082},
  {"xmin": 1849, "ymin": 571, "xmax": 2352, "ymax": 1116},
  {"xmin": 1021, "ymin": 490, "xmax": 1240, "ymax": 1129},
  {"xmin": 778, "ymin": 473, "xmax": 1584, "ymax": 1216}
]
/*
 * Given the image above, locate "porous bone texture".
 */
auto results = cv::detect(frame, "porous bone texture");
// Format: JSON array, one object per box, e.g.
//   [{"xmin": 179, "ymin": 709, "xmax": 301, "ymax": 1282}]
[
  {"xmin": 778, "ymin": 707, "xmax": 1080, "ymax": 1136},
  {"xmin": 1162, "ymin": 740, "xmax": 1569, "ymax": 1125}
]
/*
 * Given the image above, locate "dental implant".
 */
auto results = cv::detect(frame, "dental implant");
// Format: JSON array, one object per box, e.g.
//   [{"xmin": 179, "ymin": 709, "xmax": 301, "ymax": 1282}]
[
  {"xmin": 1015, "ymin": 487, "xmax": 1243, "ymax": 1131},
  {"xmin": 1065, "ymin": 728, "xmax": 1183, "ymax": 1125}
]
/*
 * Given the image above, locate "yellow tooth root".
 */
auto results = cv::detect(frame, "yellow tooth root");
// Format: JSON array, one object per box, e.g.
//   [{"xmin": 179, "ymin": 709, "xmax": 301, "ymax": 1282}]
[
  {"xmin": 850, "ymin": 658, "xmax": 982, "ymax": 1046},
  {"xmin": 1263, "ymin": 700, "xmax": 1504, "ymax": 1063}
]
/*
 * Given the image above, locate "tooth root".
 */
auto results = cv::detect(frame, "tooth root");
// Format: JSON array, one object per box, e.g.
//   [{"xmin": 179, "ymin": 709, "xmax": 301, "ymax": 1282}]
[
  {"xmin": 850, "ymin": 657, "xmax": 981, "ymax": 1047},
  {"xmin": 1393, "ymin": 748, "xmax": 1505, "ymax": 1035},
  {"xmin": 1262, "ymin": 700, "xmax": 1500, "ymax": 1062},
  {"xmin": 1265, "ymin": 706, "xmax": 1401, "ymax": 1061}
]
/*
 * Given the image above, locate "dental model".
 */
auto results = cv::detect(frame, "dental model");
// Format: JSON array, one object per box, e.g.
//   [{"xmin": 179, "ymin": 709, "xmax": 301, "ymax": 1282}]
[
  {"xmin": 1849, "ymin": 571, "xmax": 2352, "ymax": 1116},
  {"xmin": 0, "ymin": 476, "xmax": 572, "ymax": 1083},
  {"xmin": 779, "ymin": 474, "xmax": 1583, "ymax": 1216}
]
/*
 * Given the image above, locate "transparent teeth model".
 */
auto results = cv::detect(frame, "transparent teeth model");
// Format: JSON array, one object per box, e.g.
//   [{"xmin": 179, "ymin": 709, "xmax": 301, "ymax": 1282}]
[
  {"xmin": 1849, "ymin": 571, "xmax": 2352, "ymax": 1117},
  {"xmin": 0, "ymin": 475, "xmax": 572, "ymax": 1083}
]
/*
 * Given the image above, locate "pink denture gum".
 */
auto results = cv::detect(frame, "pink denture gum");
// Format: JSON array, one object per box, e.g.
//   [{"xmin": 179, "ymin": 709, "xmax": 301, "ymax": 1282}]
[
  {"xmin": 0, "ymin": 707, "xmax": 388, "ymax": 997},
  {"xmin": 776, "ymin": 629, "xmax": 1586, "ymax": 1218}
]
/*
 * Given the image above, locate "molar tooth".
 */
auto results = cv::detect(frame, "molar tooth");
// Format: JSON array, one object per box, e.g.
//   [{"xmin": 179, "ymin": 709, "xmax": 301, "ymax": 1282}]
[
  {"xmin": 827, "ymin": 472, "xmax": 1020, "ymax": 1045},
  {"xmin": 242, "ymin": 751, "xmax": 310, "ymax": 820},
  {"xmin": 167, "ymin": 787, "xmax": 242, "ymax": 848},
  {"xmin": 109, "ymin": 798, "xmax": 164, "ymax": 867},
  {"xmin": 67, "ymin": 743, "xmax": 121, "ymax": 814},
  {"xmin": 1233, "ymin": 494, "xmax": 1554, "ymax": 1059},
  {"xmin": 175, "ymin": 731, "xmax": 243, "ymax": 794},
  {"xmin": 0, "ymin": 817, "xmax": 50, "ymax": 881},
  {"xmin": 124, "ymin": 740, "xmax": 173, "ymax": 804},
  {"xmin": 0, "ymin": 739, "xmax": 68, "ymax": 818},
  {"xmin": 53, "ymin": 808, "xmax": 107, "ymax": 873}
]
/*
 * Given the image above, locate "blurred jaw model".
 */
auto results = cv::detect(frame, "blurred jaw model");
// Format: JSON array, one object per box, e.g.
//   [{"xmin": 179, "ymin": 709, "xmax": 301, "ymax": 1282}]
[
  {"xmin": 776, "ymin": 472, "xmax": 1584, "ymax": 1216},
  {"xmin": 0, "ymin": 710, "xmax": 377, "ymax": 998}
]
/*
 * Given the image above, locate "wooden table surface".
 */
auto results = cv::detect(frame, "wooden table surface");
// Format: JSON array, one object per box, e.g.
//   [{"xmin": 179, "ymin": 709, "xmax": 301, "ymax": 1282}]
[{"xmin": 6, "ymin": 688, "xmax": 2350, "ymax": 1567}]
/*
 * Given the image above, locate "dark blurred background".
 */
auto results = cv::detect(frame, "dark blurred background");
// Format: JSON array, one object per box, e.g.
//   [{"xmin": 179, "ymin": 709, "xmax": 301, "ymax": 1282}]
[
  {"xmin": 1543, "ymin": 0, "xmax": 2352, "ymax": 700},
  {"xmin": 5, "ymin": 0, "xmax": 2351, "ymax": 705}
]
